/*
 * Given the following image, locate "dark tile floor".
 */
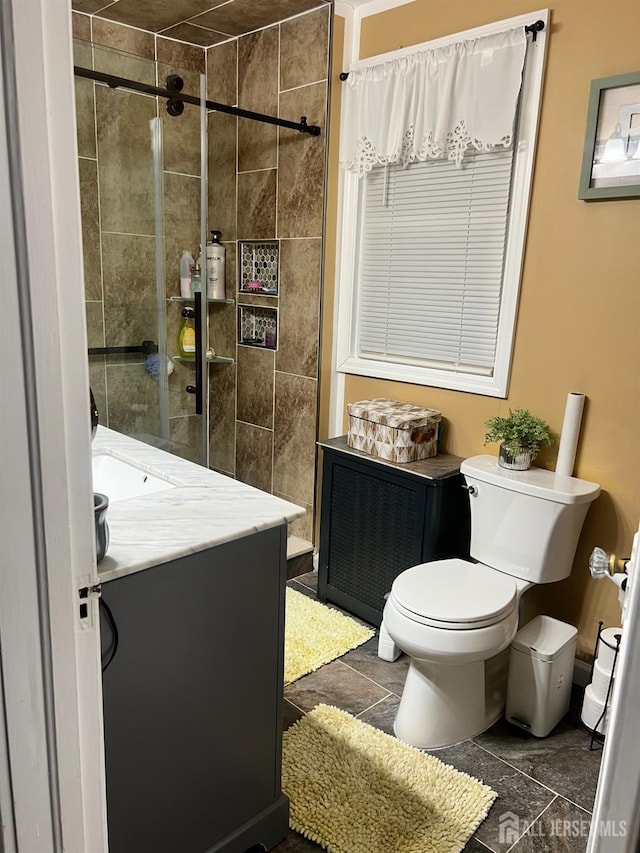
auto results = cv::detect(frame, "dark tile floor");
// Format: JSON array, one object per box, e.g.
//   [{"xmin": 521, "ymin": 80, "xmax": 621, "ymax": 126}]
[{"xmin": 274, "ymin": 572, "xmax": 604, "ymax": 853}]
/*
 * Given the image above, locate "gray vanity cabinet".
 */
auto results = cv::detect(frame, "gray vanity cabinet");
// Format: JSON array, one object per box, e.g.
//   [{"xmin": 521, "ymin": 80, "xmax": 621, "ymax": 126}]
[{"xmin": 100, "ymin": 524, "xmax": 288, "ymax": 853}]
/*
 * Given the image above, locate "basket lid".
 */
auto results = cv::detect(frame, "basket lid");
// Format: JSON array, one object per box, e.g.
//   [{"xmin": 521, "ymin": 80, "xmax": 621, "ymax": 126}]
[{"xmin": 347, "ymin": 398, "xmax": 441, "ymax": 429}]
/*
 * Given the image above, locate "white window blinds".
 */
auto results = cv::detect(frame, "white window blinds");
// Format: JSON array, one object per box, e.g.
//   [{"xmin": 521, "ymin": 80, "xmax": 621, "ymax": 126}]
[{"xmin": 357, "ymin": 147, "xmax": 514, "ymax": 375}]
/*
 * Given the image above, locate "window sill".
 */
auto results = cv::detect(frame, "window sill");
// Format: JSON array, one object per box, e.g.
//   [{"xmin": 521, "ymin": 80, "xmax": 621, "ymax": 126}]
[{"xmin": 337, "ymin": 355, "xmax": 507, "ymax": 398}]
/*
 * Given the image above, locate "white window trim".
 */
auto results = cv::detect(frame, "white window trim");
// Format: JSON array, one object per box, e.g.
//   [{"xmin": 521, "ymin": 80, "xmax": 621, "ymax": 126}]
[{"xmin": 334, "ymin": 9, "xmax": 549, "ymax": 398}]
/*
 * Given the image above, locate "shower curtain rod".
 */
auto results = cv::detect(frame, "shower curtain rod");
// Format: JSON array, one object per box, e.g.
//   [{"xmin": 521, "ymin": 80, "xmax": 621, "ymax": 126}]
[
  {"xmin": 73, "ymin": 65, "xmax": 321, "ymax": 136},
  {"xmin": 338, "ymin": 19, "xmax": 546, "ymax": 80}
]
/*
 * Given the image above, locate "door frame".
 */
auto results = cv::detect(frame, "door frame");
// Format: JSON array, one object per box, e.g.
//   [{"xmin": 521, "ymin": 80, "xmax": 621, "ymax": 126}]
[{"xmin": 0, "ymin": 0, "xmax": 107, "ymax": 850}]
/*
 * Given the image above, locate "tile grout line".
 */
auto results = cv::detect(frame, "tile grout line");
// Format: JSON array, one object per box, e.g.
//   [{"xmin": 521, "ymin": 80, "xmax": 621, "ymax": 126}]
[
  {"xmin": 101, "ymin": 230, "xmax": 156, "ymax": 239},
  {"xmin": 472, "ymin": 740, "xmax": 571, "ymax": 801},
  {"xmin": 164, "ymin": 168, "xmax": 202, "ymax": 180},
  {"xmin": 280, "ymin": 78, "xmax": 327, "ymax": 95},
  {"xmin": 334, "ymin": 658, "xmax": 396, "ymax": 698},
  {"xmin": 339, "ymin": 657, "xmax": 404, "ymax": 699},
  {"xmin": 283, "ymin": 696, "xmax": 307, "ymax": 718},
  {"xmin": 353, "ymin": 692, "xmax": 394, "ymax": 720},
  {"xmin": 236, "ymin": 419, "xmax": 273, "ymax": 432},
  {"xmin": 470, "ymin": 838, "xmax": 494, "ymax": 852},
  {"xmin": 270, "ymin": 21, "xmax": 282, "ymax": 501},
  {"xmin": 543, "ymin": 791, "xmax": 594, "ymax": 816},
  {"xmin": 237, "ymin": 166, "xmax": 278, "ymax": 175},
  {"xmin": 506, "ymin": 795, "xmax": 559, "ymax": 853}
]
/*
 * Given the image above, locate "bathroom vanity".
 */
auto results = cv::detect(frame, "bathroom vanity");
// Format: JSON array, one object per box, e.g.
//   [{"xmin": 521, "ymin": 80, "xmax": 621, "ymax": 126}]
[
  {"xmin": 317, "ymin": 436, "xmax": 471, "ymax": 625},
  {"xmin": 93, "ymin": 427, "xmax": 304, "ymax": 853}
]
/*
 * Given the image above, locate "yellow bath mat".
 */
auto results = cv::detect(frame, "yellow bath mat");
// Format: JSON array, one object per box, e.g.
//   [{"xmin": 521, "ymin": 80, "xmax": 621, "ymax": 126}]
[
  {"xmin": 284, "ymin": 588, "xmax": 374, "ymax": 685},
  {"xmin": 282, "ymin": 704, "xmax": 497, "ymax": 853}
]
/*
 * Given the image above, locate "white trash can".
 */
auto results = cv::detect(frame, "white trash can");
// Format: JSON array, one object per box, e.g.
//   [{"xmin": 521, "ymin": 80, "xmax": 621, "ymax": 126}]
[{"xmin": 505, "ymin": 615, "xmax": 577, "ymax": 737}]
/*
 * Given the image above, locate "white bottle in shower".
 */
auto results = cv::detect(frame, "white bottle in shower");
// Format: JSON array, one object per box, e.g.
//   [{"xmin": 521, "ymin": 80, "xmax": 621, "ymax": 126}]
[
  {"xmin": 179, "ymin": 250, "xmax": 194, "ymax": 297},
  {"xmin": 206, "ymin": 231, "xmax": 226, "ymax": 299}
]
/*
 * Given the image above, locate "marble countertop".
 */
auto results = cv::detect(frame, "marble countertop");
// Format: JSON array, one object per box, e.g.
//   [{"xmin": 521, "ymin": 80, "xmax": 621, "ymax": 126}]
[{"xmin": 94, "ymin": 426, "xmax": 305, "ymax": 584}]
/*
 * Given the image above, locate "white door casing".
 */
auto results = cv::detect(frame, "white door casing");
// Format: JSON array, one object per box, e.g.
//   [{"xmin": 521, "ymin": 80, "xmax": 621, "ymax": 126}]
[
  {"xmin": 587, "ymin": 530, "xmax": 640, "ymax": 851},
  {"xmin": 0, "ymin": 0, "xmax": 107, "ymax": 850}
]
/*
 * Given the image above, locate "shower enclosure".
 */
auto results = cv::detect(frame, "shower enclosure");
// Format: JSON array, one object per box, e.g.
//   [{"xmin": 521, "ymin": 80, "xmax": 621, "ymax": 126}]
[
  {"xmin": 74, "ymin": 5, "xmax": 331, "ymax": 549},
  {"xmin": 76, "ymin": 37, "xmax": 319, "ymax": 469}
]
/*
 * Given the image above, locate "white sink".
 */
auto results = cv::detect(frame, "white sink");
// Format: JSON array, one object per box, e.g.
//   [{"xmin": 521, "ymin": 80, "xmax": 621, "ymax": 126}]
[{"xmin": 92, "ymin": 453, "xmax": 175, "ymax": 503}]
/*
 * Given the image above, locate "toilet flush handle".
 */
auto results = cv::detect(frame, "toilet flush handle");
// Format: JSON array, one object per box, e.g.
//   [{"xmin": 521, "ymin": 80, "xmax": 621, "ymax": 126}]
[{"xmin": 461, "ymin": 484, "xmax": 477, "ymax": 496}]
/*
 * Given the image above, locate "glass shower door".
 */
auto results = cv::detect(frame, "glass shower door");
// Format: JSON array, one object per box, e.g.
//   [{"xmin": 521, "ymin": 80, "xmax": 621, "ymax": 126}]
[{"xmin": 76, "ymin": 39, "xmax": 209, "ymax": 465}]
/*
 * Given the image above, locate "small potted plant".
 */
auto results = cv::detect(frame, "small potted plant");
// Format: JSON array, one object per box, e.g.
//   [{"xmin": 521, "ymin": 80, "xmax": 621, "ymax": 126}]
[{"xmin": 484, "ymin": 408, "xmax": 552, "ymax": 470}]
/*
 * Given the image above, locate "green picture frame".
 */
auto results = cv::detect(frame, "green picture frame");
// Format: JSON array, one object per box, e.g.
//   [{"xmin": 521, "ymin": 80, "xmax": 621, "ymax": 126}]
[{"xmin": 578, "ymin": 71, "xmax": 640, "ymax": 200}]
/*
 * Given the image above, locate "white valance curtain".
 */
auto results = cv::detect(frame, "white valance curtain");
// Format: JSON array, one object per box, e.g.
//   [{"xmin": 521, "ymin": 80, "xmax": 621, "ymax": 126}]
[{"xmin": 340, "ymin": 27, "xmax": 527, "ymax": 175}]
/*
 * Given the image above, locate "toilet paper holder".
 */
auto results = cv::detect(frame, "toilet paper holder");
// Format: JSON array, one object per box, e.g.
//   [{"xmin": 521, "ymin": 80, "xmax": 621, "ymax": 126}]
[{"xmin": 585, "ymin": 620, "xmax": 622, "ymax": 750}]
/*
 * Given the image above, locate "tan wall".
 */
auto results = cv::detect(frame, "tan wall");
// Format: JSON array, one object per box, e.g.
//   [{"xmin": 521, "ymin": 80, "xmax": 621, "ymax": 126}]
[{"xmin": 322, "ymin": 0, "xmax": 640, "ymax": 659}]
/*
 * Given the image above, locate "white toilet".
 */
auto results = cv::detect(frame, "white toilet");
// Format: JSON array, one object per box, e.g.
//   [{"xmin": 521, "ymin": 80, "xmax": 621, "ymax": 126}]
[{"xmin": 379, "ymin": 454, "xmax": 600, "ymax": 749}]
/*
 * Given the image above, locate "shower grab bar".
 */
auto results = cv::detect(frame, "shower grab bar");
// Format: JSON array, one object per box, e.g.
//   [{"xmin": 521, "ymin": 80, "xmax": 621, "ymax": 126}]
[
  {"xmin": 73, "ymin": 66, "xmax": 322, "ymax": 137},
  {"xmin": 88, "ymin": 340, "xmax": 158, "ymax": 356}
]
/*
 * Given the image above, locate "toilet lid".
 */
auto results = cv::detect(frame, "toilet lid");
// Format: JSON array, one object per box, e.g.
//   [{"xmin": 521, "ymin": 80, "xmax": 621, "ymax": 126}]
[{"xmin": 391, "ymin": 559, "xmax": 518, "ymax": 627}]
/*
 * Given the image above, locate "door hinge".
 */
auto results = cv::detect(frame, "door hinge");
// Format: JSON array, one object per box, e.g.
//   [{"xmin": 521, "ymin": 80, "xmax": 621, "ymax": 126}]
[{"xmin": 78, "ymin": 583, "xmax": 102, "ymax": 619}]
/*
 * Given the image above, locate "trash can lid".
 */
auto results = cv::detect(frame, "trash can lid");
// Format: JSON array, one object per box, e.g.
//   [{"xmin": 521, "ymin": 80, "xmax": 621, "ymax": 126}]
[{"xmin": 511, "ymin": 615, "xmax": 578, "ymax": 661}]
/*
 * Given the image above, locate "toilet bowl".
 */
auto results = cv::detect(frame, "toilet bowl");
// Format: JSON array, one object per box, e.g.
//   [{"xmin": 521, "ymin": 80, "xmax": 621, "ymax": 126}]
[
  {"xmin": 379, "ymin": 454, "xmax": 601, "ymax": 750},
  {"xmin": 382, "ymin": 560, "xmax": 528, "ymax": 748}
]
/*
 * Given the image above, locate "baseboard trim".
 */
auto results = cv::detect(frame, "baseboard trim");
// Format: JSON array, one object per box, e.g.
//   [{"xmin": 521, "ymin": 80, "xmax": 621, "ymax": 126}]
[{"xmin": 573, "ymin": 659, "xmax": 592, "ymax": 688}]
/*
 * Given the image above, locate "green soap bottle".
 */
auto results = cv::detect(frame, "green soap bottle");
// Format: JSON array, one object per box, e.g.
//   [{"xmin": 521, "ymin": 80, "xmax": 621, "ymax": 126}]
[
  {"xmin": 178, "ymin": 307, "xmax": 196, "ymax": 359},
  {"xmin": 191, "ymin": 259, "xmax": 202, "ymax": 293}
]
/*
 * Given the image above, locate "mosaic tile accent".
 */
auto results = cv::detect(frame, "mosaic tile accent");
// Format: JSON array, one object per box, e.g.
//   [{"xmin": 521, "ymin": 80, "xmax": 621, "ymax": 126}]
[
  {"xmin": 238, "ymin": 240, "xmax": 279, "ymax": 294},
  {"xmin": 238, "ymin": 305, "xmax": 278, "ymax": 350}
]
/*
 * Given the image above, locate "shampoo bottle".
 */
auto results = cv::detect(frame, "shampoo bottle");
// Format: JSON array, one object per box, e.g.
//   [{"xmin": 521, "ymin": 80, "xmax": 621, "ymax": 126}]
[
  {"xmin": 178, "ymin": 307, "xmax": 196, "ymax": 358},
  {"xmin": 206, "ymin": 230, "xmax": 226, "ymax": 299},
  {"xmin": 179, "ymin": 250, "xmax": 194, "ymax": 297}
]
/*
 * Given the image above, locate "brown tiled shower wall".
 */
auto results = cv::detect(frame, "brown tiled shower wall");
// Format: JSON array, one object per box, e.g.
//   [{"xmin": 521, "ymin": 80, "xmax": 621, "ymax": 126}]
[
  {"xmin": 75, "ymin": 7, "xmax": 330, "ymax": 540},
  {"xmin": 207, "ymin": 6, "xmax": 330, "ymax": 542}
]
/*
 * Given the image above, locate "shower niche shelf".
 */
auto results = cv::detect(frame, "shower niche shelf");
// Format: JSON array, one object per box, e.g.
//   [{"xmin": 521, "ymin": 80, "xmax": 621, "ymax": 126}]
[
  {"xmin": 238, "ymin": 304, "xmax": 278, "ymax": 351},
  {"xmin": 170, "ymin": 295, "xmax": 235, "ymax": 305},
  {"xmin": 172, "ymin": 355, "xmax": 234, "ymax": 366},
  {"xmin": 238, "ymin": 240, "xmax": 279, "ymax": 296}
]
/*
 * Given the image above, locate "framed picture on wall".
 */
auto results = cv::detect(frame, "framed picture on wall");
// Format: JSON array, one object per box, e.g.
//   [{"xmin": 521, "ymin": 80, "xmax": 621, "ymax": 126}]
[{"xmin": 578, "ymin": 71, "xmax": 640, "ymax": 200}]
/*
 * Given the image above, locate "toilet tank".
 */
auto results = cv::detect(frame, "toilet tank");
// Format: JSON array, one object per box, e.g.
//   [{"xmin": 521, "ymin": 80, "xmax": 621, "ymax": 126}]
[{"xmin": 460, "ymin": 455, "xmax": 600, "ymax": 584}]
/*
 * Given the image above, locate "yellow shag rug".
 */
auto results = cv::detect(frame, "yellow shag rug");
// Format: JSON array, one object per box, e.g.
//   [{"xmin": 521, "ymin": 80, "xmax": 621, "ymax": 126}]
[
  {"xmin": 284, "ymin": 588, "xmax": 374, "ymax": 685},
  {"xmin": 282, "ymin": 704, "xmax": 497, "ymax": 853}
]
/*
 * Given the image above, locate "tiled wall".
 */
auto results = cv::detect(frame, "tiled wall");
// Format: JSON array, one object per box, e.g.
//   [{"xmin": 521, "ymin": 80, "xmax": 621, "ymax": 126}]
[
  {"xmin": 74, "ymin": 13, "xmax": 207, "ymax": 461},
  {"xmin": 74, "ymin": 6, "xmax": 331, "ymax": 541},
  {"xmin": 207, "ymin": 6, "xmax": 330, "ymax": 543}
]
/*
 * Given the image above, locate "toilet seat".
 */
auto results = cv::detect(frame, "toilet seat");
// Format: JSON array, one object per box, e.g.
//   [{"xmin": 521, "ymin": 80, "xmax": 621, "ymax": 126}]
[{"xmin": 389, "ymin": 559, "xmax": 518, "ymax": 630}]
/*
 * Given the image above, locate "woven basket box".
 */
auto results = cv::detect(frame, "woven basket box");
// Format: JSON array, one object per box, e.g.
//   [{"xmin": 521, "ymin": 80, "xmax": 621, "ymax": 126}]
[{"xmin": 346, "ymin": 398, "xmax": 441, "ymax": 463}]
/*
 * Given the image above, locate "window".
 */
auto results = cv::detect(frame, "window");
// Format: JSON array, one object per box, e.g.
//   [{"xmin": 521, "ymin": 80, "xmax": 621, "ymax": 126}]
[{"xmin": 335, "ymin": 12, "xmax": 548, "ymax": 397}]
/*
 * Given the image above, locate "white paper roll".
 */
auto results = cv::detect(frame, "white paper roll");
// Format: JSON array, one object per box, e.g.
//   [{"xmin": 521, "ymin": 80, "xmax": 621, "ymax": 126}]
[
  {"xmin": 591, "ymin": 658, "xmax": 615, "ymax": 704},
  {"xmin": 581, "ymin": 683, "xmax": 609, "ymax": 734},
  {"xmin": 555, "ymin": 392, "xmax": 585, "ymax": 476},
  {"xmin": 596, "ymin": 626, "xmax": 623, "ymax": 673}
]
